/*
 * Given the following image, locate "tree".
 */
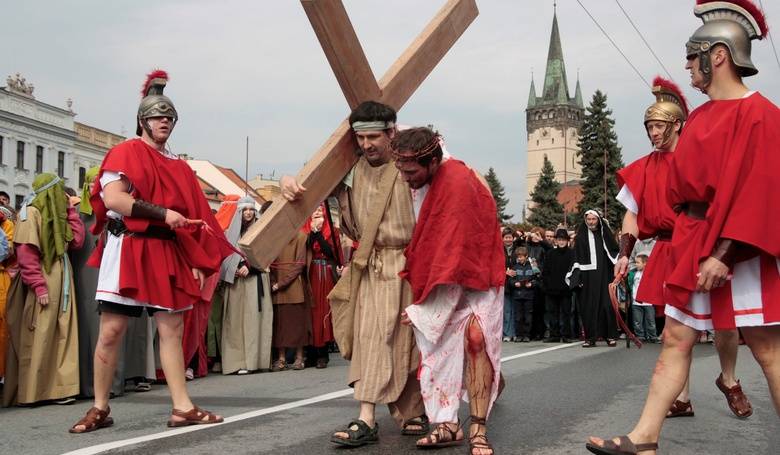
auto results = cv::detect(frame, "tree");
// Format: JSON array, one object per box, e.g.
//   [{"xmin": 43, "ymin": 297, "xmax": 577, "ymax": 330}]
[
  {"xmin": 576, "ymin": 90, "xmax": 625, "ymax": 229},
  {"xmin": 527, "ymin": 154, "xmax": 565, "ymax": 229},
  {"xmin": 484, "ymin": 167, "xmax": 512, "ymax": 222}
]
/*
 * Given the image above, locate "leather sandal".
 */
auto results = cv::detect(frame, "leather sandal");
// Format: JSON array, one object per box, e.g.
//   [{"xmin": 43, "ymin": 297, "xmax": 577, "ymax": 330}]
[
  {"xmin": 416, "ymin": 421, "xmax": 463, "ymax": 449},
  {"xmin": 586, "ymin": 435, "xmax": 658, "ymax": 454},
  {"xmin": 666, "ymin": 399, "xmax": 694, "ymax": 418},
  {"xmin": 716, "ymin": 374, "xmax": 753, "ymax": 418},
  {"xmin": 69, "ymin": 406, "xmax": 114, "ymax": 434},
  {"xmin": 167, "ymin": 406, "xmax": 224, "ymax": 427},
  {"xmin": 468, "ymin": 415, "xmax": 493, "ymax": 455},
  {"xmin": 401, "ymin": 414, "xmax": 430, "ymax": 436},
  {"xmin": 330, "ymin": 419, "xmax": 379, "ymax": 447}
]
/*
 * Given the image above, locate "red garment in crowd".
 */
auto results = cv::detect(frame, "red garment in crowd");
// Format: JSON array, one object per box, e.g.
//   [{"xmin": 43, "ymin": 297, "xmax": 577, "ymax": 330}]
[
  {"xmin": 616, "ymin": 150, "xmax": 677, "ymax": 308},
  {"xmin": 88, "ymin": 138, "xmax": 233, "ymax": 311},
  {"xmin": 302, "ymin": 203, "xmax": 340, "ymax": 347},
  {"xmin": 400, "ymin": 159, "xmax": 505, "ymax": 304},
  {"xmin": 665, "ymin": 92, "xmax": 780, "ymax": 326}
]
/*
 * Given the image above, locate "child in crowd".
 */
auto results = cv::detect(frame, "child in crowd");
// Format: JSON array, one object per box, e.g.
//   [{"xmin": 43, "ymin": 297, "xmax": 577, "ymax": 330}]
[
  {"xmin": 628, "ymin": 254, "xmax": 658, "ymax": 343},
  {"xmin": 511, "ymin": 247, "xmax": 537, "ymax": 342}
]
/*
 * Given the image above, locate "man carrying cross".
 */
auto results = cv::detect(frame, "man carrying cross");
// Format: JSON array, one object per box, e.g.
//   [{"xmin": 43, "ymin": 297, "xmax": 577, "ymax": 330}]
[{"xmin": 281, "ymin": 101, "xmax": 427, "ymax": 446}]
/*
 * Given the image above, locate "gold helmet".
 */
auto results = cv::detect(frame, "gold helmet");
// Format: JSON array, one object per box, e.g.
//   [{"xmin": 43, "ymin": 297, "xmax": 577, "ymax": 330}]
[{"xmin": 644, "ymin": 76, "xmax": 690, "ymax": 149}]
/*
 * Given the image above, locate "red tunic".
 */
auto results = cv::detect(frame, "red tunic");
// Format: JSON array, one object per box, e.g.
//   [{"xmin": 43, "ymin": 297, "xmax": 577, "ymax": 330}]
[
  {"xmin": 616, "ymin": 151, "xmax": 677, "ymax": 307},
  {"xmin": 665, "ymin": 92, "xmax": 780, "ymax": 326},
  {"xmin": 89, "ymin": 138, "xmax": 233, "ymax": 311},
  {"xmin": 400, "ymin": 160, "xmax": 505, "ymax": 304},
  {"xmin": 308, "ymin": 243, "xmax": 336, "ymax": 347}
]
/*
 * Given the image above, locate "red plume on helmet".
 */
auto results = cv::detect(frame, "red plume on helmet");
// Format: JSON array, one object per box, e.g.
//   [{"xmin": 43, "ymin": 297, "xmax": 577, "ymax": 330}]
[
  {"xmin": 696, "ymin": 0, "xmax": 769, "ymax": 37},
  {"xmin": 652, "ymin": 76, "xmax": 690, "ymax": 118},
  {"xmin": 140, "ymin": 70, "xmax": 169, "ymax": 97}
]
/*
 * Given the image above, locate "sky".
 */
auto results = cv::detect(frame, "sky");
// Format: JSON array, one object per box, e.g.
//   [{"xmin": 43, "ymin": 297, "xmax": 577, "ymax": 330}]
[{"xmin": 3, "ymin": 0, "xmax": 779, "ymax": 221}]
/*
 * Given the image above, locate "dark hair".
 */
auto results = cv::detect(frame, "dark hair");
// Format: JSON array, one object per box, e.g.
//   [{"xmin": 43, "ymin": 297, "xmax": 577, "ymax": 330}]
[
  {"xmin": 349, "ymin": 101, "xmax": 397, "ymax": 126},
  {"xmin": 515, "ymin": 246, "xmax": 528, "ymax": 257},
  {"xmin": 391, "ymin": 127, "xmax": 443, "ymax": 167},
  {"xmin": 502, "ymin": 227, "xmax": 514, "ymax": 237},
  {"xmin": 260, "ymin": 200, "xmax": 272, "ymax": 214},
  {"xmin": 64, "ymin": 187, "xmax": 77, "ymax": 197},
  {"xmin": 0, "ymin": 191, "xmax": 9, "ymax": 199},
  {"xmin": 636, "ymin": 254, "xmax": 649, "ymax": 262}
]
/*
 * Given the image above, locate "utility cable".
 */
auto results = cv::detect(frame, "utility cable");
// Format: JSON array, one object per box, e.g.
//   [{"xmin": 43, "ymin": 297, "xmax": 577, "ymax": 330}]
[{"xmin": 614, "ymin": 0, "xmax": 674, "ymax": 80}]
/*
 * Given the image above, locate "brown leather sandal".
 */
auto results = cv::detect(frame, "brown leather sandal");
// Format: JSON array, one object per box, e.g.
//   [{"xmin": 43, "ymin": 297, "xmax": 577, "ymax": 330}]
[
  {"xmin": 468, "ymin": 416, "xmax": 493, "ymax": 455},
  {"xmin": 416, "ymin": 422, "xmax": 463, "ymax": 449},
  {"xmin": 69, "ymin": 406, "xmax": 114, "ymax": 434},
  {"xmin": 167, "ymin": 406, "xmax": 224, "ymax": 427},
  {"xmin": 586, "ymin": 435, "xmax": 658, "ymax": 454},
  {"xmin": 716, "ymin": 374, "xmax": 753, "ymax": 418},
  {"xmin": 666, "ymin": 399, "xmax": 694, "ymax": 418}
]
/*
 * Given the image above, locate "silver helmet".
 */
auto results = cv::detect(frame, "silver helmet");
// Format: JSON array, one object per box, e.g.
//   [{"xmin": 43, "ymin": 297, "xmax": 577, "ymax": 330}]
[
  {"xmin": 136, "ymin": 70, "xmax": 178, "ymax": 136},
  {"xmin": 686, "ymin": 1, "xmax": 767, "ymax": 82}
]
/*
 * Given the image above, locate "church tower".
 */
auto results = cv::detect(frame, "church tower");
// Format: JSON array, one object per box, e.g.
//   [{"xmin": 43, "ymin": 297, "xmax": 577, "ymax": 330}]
[{"xmin": 525, "ymin": 7, "xmax": 584, "ymax": 211}]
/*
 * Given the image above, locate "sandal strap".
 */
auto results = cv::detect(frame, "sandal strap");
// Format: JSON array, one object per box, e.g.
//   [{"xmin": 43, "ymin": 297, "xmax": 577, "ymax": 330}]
[
  {"xmin": 172, "ymin": 406, "xmax": 219, "ymax": 422},
  {"xmin": 424, "ymin": 422, "xmax": 460, "ymax": 444},
  {"xmin": 71, "ymin": 406, "xmax": 110, "ymax": 430},
  {"xmin": 469, "ymin": 415, "xmax": 487, "ymax": 426}
]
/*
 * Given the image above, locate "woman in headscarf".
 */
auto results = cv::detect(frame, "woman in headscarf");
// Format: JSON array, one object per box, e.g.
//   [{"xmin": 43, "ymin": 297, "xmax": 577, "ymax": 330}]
[
  {"xmin": 3, "ymin": 173, "xmax": 85, "ymax": 406},
  {"xmin": 303, "ymin": 203, "xmax": 341, "ymax": 369},
  {"xmin": 72, "ymin": 167, "xmax": 154, "ymax": 397},
  {"xmin": 214, "ymin": 195, "xmax": 273, "ymax": 374}
]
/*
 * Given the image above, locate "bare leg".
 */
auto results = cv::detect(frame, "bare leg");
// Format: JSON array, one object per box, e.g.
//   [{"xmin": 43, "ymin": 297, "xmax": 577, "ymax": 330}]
[
  {"xmin": 589, "ymin": 317, "xmax": 699, "ymax": 454},
  {"xmin": 714, "ymin": 329, "xmax": 739, "ymax": 386},
  {"xmin": 674, "ymin": 377, "xmax": 691, "ymax": 403},
  {"xmin": 741, "ymin": 326, "xmax": 780, "ymax": 415},
  {"xmin": 71, "ymin": 313, "xmax": 129, "ymax": 432},
  {"xmin": 156, "ymin": 311, "xmax": 221, "ymax": 422},
  {"xmin": 465, "ymin": 316, "xmax": 494, "ymax": 455}
]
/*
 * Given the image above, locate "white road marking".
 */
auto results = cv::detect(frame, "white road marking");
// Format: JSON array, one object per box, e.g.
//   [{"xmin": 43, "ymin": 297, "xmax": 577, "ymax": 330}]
[{"xmin": 62, "ymin": 343, "xmax": 578, "ymax": 455}]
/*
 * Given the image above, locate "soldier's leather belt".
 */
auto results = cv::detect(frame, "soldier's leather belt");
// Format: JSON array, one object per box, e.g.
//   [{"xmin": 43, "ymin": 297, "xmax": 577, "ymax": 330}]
[{"xmin": 107, "ymin": 218, "xmax": 176, "ymax": 240}]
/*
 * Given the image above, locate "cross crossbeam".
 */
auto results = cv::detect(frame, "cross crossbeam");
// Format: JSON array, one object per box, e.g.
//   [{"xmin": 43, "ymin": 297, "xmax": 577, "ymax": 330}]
[{"xmin": 240, "ymin": 0, "xmax": 478, "ymax": 268}]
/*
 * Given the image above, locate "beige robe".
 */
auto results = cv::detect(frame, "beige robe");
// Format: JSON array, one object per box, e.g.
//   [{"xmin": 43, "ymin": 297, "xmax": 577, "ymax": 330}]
[
  {"xmin": 8, "ymin": 207, "xmax": 79, "ymax": 404},
  {"xmin": 339, "ymin": 157, "xmax": 420, "ymax": 411},
  {"xmin": 221, "ymin": 271, "xmax": 273, "ymax": 373}
]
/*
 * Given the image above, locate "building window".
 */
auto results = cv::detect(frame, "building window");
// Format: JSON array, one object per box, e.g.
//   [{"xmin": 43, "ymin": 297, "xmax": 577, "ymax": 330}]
[
  {"xmin": 78, "ymin": 166, "xmax": 86, "ymax": 188},
  {"xmin": 36, "ymin": 145, "xmax": 44, "ymax": 173},
  {"xmin": 15, "ymin": 195, "xmax": 24, "ymax": 211},
  {"xmin": 57, "ymin": 151, "xmax": 65, "ymax": 178},
  {"xmin": 16, "ymin": 141, "xmax": 25, "ymax": 170}
]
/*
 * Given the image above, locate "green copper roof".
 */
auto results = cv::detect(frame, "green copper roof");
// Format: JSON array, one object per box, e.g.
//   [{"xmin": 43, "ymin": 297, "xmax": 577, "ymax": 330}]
[
  {"xmin": 528, "ymin": 11, "xmax": 581, "ymax": 109},
  {"xmin": 574, "ymin": 77, "xmax": 584, "ymax": 108}
]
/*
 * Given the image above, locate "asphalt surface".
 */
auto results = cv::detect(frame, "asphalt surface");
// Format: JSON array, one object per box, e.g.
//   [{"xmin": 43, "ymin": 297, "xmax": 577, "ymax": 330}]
[{"xmin": 1, "ymin": 340, "xmax": 777, "ymax": 454}]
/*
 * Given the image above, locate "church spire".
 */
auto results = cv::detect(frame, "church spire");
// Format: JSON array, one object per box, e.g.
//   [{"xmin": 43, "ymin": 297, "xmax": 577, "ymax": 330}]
[
  {"xmin": 527, "ymin": 72, "xmax": 537, "ymax": 108},
  {"xmin": 574, "ymin": 72, "xmax": 584, "ymax": 108},
  {"xmin": 541, "ymin": 8, "xmax": 571, "ymax": 105}
]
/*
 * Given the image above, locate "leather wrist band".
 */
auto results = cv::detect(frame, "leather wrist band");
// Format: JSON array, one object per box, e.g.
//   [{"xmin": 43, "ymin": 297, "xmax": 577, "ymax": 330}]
[
  {"xmin": 711, "ymin": 238, "xmax": 737, "ymax": 267},
  {"xmin": 618, "ymin": 233, "xmax": 637, "ymax": 259},
  {"xmin": 131, "ymin": 199, "xmax": 167, "ymax": 221}
]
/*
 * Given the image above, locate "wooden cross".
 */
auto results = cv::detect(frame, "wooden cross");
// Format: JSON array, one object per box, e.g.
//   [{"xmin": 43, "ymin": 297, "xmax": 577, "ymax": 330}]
[{"xmin": 240, "ymin": 0, "xmax": 479, "ymax": 268}]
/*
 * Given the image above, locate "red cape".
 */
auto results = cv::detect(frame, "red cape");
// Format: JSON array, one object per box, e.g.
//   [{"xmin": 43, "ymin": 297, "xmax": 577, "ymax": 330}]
[
  {"xmin": 400, "ymin": 160, "xmax": 505, "ymax": 304},
  {"xmin": 617, "ymin": 151, "xmax": 677, "ymax": 307},
  {"xmin": 89, "ymin": 138, "xmax": 233, "ymax": 311},
  {"xmin": 665, "ymin": 92, "xmax": 780, "ymax": 307}
]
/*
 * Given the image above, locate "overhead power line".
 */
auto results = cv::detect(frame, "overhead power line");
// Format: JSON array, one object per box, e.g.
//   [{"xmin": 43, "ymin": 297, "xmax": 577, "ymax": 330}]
[
  {"xmin": 758, "ymin": 0, "xmax": 780, "ymax": 71},
  {"xmin": 613, "ymin": 0, "xmax": 674, "ymax": 80},
  {"xmin": 575, "ymin": 0, "xmax": 650, "ymax": 88}
]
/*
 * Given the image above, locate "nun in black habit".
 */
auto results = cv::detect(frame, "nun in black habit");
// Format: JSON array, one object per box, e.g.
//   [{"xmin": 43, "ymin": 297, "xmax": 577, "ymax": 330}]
[{"xmin": 566, "ymin": 210, "xmax": 620, "ymax": 347}]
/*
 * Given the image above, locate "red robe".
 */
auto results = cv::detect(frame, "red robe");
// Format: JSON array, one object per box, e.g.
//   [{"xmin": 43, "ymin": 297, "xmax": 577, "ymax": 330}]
[
  {"xmin": 616, "ymin": 150, "xmax": 677, "ymax": 308},
  {"xmin": 400, "ymin": 160, "xmax": 505, "ymax": 304},
  {"xmin": 90, "ymin": 139, "xmax": 233, "ymax": 376},
  {"xmin": 665, "ymin": 92, "xmax": 780, "ymax": 325}
]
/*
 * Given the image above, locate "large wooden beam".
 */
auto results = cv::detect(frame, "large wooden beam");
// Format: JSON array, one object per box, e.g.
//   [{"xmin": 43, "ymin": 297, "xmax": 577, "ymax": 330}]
[
  {"xmin": 301, "ymin": 0, "xmax": 381, "ymax": 108},
  {"xmin": 240, "ymin": 0, "xmax": 478, "ymax": 269}
]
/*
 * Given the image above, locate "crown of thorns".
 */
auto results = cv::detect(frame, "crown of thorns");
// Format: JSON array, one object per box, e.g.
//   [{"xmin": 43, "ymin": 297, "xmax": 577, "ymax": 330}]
[{"xmin": 392, "ymin": 133, "xmax": 442, "ymax": 161}]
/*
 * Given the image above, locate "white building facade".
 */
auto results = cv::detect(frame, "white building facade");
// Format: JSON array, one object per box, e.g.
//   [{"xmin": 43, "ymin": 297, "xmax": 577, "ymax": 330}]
[{"xmin": 0, "ymin": 74, "xmax": 122, "ymax": 209}]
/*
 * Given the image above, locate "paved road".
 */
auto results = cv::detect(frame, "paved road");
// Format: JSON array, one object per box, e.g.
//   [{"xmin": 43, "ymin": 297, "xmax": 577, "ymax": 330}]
[{"xmin": 1, "ymin": 341, "xmax": 777, "ymax": 454}]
